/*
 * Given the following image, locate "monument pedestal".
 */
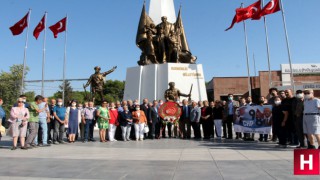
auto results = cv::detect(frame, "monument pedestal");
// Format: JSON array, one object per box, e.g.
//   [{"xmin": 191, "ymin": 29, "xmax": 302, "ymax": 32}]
[{"xmin": 123, "ymin": 63, "xmax": 207, "ymax": 103}]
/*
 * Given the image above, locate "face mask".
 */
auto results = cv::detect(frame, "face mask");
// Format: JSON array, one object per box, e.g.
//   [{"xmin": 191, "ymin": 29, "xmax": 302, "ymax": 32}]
[
  {"xmin": 296, "ymin": 93, "xmax": 304, "ymax": 99},
  {"xmin": 159, "ymin": 102, "xmax": 163, "ymax": 105},
  {"xmin": 22, "ymin": 99, "xmax": 26, "ymax": 103},
  {"xmin": 274, "ymin": 101, "xmax": 281, "ymax": 105},
  {"xmin": 78, "ymin": 107, "xmax": 83, "ymax": 109},
  {"xmin": 136, "ymin": 108, "xmax": 140, "ymax": 111},
  {"xmin": 304, "ymin": 95, "xmax": 311, "ymax": 100},
  {"xmin": 58, "ymin": 102, "xmax": 63, "ymax": 106},
  {"xmin": 72, "ymin": 103, "xmax": 76, "ymax": 107},
  {"xmin": 228, "ymin": 97, "xmax": 233, "ymax": 101}
]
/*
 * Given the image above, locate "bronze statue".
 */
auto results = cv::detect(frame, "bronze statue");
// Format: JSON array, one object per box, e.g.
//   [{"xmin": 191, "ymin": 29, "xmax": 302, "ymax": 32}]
[
  {"xmin": 84, "ymin": 66, "xmax": 117, "ymax": 102},
  {"xmin": 164, "ymin": 82, "xmax": 190, "ymax": 102},
  {"xmin": 136, "ymin": 4, "xmax": 197, "ymax": 66}
]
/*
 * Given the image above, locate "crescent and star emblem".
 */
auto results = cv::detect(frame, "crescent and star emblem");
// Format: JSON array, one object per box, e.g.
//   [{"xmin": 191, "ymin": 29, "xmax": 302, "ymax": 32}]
[
  {"xmin": 267, "ymin": 0, "xmax": 275, "ymax": 11},
  {"xmin": 20, "ymin": 20, "xmax": 26, "ymax": 27},
  {"xmin": 37, "ymin": 21, "xmax": 43, "ymax": 29},
  {"xmin": 57, "ymin": 22, "xmax": 63, "ymax": 31}
]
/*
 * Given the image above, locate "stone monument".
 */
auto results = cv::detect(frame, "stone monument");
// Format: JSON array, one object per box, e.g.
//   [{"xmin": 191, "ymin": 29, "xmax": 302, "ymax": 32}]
[{"xmin": 123, "ymin": 0, "xmax": 207, "ymax": 102}]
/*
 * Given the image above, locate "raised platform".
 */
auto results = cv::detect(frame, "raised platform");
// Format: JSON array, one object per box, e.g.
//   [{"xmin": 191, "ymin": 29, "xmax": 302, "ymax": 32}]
[{"xmin": 123, "ymin": 63, "xmax": 208, "ymax": 103}]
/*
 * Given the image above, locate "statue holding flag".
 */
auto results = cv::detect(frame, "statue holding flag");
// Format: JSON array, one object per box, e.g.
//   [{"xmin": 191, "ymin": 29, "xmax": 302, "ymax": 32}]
[{"xmin": 136, "ymin": 3, "xmax": 197, "ymax": 66}]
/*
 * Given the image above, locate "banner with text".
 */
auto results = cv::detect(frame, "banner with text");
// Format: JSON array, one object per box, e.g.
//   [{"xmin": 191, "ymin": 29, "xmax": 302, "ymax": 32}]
[{"xmin": 234, "ymin": 105, "xmax": 272, "ymax": 134}]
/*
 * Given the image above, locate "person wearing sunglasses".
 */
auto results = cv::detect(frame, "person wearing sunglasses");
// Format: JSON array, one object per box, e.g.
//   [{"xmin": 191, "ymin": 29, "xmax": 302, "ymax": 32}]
[
  {"xmin": 9, "ymin": 98, "xmax": 30, "ymax": 150},
  {"xmin": 303, "ymin": 89, "xmax": 320, "ymax": 149}
]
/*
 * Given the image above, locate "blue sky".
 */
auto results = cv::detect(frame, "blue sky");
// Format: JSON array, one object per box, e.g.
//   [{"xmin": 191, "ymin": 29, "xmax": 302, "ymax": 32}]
[{"xmin": 1, "ymin": 0, "xmax": 319, "ymax": 96}]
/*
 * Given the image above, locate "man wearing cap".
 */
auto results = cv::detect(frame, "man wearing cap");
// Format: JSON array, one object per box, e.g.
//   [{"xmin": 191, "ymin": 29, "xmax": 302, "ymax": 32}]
[
  {"xmin": 84, "ymin": 66, "xmax": 117, "ymax": 102},
  {"xmin": 303, "ymin": 89, "xmax": 320, "ymax": 149}
]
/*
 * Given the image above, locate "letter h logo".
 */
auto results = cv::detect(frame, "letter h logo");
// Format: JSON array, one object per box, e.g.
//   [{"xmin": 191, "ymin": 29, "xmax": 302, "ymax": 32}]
[{"xmin": 294, "ymin": 150, "xmax": 320, "ymax": 175}]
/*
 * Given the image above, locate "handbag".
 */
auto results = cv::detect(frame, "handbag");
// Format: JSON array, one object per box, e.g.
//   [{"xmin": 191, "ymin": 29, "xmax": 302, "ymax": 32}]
[
  {"xmin": 0, "ymin": 125, "xmax": 5, "ymax": 135},
  {"xmin": 143, "ymin": 124, "xmax": 149, "ymax": 133}
]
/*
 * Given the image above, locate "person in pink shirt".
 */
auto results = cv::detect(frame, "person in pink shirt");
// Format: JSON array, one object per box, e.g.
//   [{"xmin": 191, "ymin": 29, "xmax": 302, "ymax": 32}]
[{"xmin": 9, "ymin": 98, "xmax": 30, "ymax": 150}]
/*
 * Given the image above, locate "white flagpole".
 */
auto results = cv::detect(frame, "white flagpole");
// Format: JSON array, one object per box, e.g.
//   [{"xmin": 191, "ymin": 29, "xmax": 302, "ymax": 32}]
[
  {"xmin": 21, "ymin": 9, "xmax": 31, "ymax": 95},
  {"xmin": 62, "ymin": 15, "xmax": 68, "ymax": 104},
  {"xmin": 253, "ymin": 53, "xmax": 257, "ymax": 77},
  {"xmin": 41, "ymin": 12, "xmax": 48, "ymax": 96},
  {"xmin": 241, "ymin": 3, "xmax": 252, "ymax": 97},
  {"xmin": 279, "ymin": 0, "xmax": 295, "ymax": 92},
  {"xmin": 262, "ymin": 0, "xmax": 272, "ymax": 88}
]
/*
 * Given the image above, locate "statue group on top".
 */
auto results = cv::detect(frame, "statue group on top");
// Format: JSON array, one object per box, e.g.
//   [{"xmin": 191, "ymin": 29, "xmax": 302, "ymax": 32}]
[{"xmin": 136, "ymin": 4, "xmax": 197, "ymax": 66}]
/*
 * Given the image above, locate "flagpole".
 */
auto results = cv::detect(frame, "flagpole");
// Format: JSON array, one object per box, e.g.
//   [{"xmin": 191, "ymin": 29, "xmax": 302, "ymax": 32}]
[
  {"xmin": 21, "ymin": 9, "xmax": 31, "ymax": 95},
  {"xmin": 241, "ymin": 3, "xmax": 252, "ymax": 97},
  {"xmin": 41, "ymin": 12, "xmax": 47, "ymax": 96},
  {"xmin": 62, "ymin": 14, "xmax": 68, "ymax": 104},
  {"xmin": 279, "ymin": 0, "xmax": 295, "ymax": 92},
  {"xmin": 262, "ymin": 0, "xmax": 272, "ymax": 88},
  {"xmin": 253, "ymin": 53, "xmax": 257, "ymax": 77}
]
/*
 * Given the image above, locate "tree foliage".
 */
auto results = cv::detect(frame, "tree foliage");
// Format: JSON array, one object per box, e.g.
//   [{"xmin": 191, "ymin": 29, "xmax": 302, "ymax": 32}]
[
  {"xmin": 49, "ymin": 80, "xmax": 125, "ymax": 105},
  {"xmin": 0, "ymin": 64, "xmax": 30, "ymax": 121},
  {"xmin": 103, "ymin": 80, "xmax": 125, "ymax": 102}
]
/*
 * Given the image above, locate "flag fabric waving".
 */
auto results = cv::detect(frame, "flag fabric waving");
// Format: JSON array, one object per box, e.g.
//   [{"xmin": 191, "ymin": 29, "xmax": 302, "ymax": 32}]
[
  {"xmin": 237, "ymin": 0, "xmax": 261, "ymax": 21},
  {"xmin": 49, "ymin": 17, "xmax": 67, "ymax": 38},
  {"xmin": 226, "ymin": 1, "xmax": 261, "ymax": 31},
  {"xmin": 33, "ymin": 14, "xmax": 46, "ymax": 39},
  {"xmin": 9, "ymin": 12, "xmax": 29, "ymax": 36},
  {"xmin": 259, "ymin": 0, "xmax": 281, "ymax": 17}
]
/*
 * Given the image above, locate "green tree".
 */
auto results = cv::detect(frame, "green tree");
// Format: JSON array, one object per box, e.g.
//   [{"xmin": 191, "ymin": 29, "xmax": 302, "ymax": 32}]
[
  {"xmin": 51, "ymin": 80, "xmax": 73, "ymax": 105},
  {"xmin": 24, "ymin": 91, "xmax": 35, "ymax": 102},
  {"xmin": 0, "ymin": 64, "xmax": 29, "ymax": 122},
  {"xmin": 103, "ymin": 80, "xmax": 125, "ymax": 101}
]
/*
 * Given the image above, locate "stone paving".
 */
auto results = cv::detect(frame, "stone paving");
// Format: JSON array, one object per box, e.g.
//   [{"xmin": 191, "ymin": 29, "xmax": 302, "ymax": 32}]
[{"xmin": 0, "ymin": 135, "xmax": 318, "ymax": 180}]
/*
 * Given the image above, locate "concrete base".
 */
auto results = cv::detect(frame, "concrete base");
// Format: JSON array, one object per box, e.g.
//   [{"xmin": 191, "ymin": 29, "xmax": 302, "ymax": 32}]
[{"xmin": 123, "ymin": 63, "xmax": 208, "ymax": 103}]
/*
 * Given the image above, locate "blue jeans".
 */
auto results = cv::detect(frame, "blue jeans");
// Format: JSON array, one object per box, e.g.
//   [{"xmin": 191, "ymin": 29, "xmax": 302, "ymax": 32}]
[
  {"xmin": 84, "ymin": 119, "xmax": 94, "ymax": 141},
  {"xmin": 35, "ymin": 118, "xmax": 48, "ymax": 145}
]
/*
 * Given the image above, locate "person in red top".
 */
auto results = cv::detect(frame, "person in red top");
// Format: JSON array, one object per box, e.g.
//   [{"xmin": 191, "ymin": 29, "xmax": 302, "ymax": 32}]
[{"xmin": 108, "ymin": 102, "xmax": 119, "ymax": 142}]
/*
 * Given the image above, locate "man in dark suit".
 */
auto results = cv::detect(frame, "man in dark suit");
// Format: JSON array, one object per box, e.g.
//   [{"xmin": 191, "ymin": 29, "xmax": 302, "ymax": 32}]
[
  {"xmin": 148, "ymin": 100, "xmax": 161, "ymax": 139},
  {"xmin": 180, "ymin": 99, "xmax": 191, "ymax": 139}
]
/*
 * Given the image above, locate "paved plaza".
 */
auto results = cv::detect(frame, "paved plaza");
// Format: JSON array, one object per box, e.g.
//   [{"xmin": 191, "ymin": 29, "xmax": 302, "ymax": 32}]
[{"xmin": 0, "ymin": 135, "xmax": 318, "ymax": 180}]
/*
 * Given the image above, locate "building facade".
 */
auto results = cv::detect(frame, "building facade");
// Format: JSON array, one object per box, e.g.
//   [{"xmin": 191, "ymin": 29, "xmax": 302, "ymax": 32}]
[{"xmin": 207, "ymin": 64, "xmax": 320, "ymax": 102}]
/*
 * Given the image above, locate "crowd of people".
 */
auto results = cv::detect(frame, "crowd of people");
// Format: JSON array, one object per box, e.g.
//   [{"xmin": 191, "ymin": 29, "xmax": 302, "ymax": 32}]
[{"xmin": 0, "ymin": 88, "xmax": 319, "ymax": 150}]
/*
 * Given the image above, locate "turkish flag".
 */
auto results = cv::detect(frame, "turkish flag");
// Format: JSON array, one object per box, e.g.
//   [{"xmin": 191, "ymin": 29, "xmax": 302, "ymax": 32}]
[
  {"xmin": 9, "ymin": 12, "xmax": 29, "ymax": 36},
  {"xmin": 237, "ymin": 0, "xmax": 261, "ymax": 21},
  {"xmin": 260, "ymin": 0, "xmax": 280, "ymax": 17},
  {"xmin": 49, "ymin": 17, "xmax": 67, "ymax": 38},
  {"xmin": 33, "ymin": 14, "xmax": 46, "ymax": 39},
  {"xmin": 226, "ymin": 1, "xmax": 261, "ymax": 31}
]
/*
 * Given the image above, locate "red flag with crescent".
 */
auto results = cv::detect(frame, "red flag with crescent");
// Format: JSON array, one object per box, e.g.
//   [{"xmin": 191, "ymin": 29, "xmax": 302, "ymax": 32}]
[
  {"xmin": 33, "ymin": 14, "xmax": 46, "ymax": 39},
  {"xmin": 259, "ymin": 0, "xmax": 280, "ymax": 17},
  {"xmin": 226, "ymin": 1, "xmax": 261, "ymax": 31},
  {"xmin": 9, "ymin": 12, "xmax": 29, "ymax": 36},
  {"xmin": 49, "ymin": 17, "xmax": 67, "ymax": 38}
]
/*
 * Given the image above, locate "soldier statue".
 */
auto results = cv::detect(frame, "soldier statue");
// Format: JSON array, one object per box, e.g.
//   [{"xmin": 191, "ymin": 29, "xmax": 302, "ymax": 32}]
[
  {"xmin": 84, "ymin": 66, "xmax": 117, "ymax": 102},
  {"xmin": 164, "ymin": 82, "xmax": 190, "ymax": 102}
]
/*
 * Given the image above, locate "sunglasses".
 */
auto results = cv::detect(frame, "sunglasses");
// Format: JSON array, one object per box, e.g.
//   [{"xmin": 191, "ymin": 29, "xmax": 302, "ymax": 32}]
[{"xmin": 18, "ymin": 101, "xmax": 24, "ymax": 103}]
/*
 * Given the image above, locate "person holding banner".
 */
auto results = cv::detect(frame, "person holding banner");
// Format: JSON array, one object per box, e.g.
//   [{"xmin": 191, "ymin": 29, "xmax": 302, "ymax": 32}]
[
  {"xmin": 258, "ymin": 96, "xmax": 269, "ymax": 142},
  {"xmin": 244, "ymin": 97, "xmax": 255, "ymax": 141},
  {"xmin": 273, "ymin": 97, "xmax": 289, "ymax": 148},
  {"xmin": 223, "ymin": 94, "xmax": 239, "ymax": 139}
]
